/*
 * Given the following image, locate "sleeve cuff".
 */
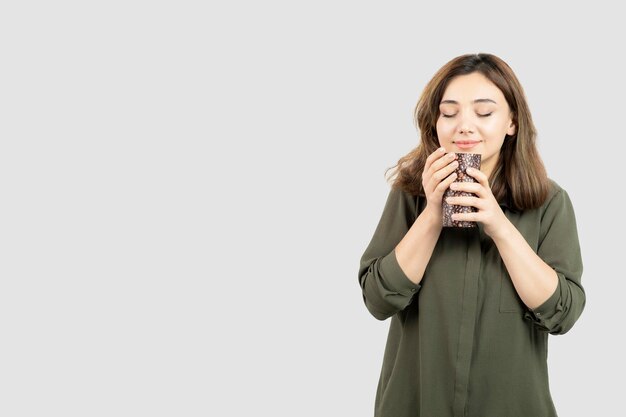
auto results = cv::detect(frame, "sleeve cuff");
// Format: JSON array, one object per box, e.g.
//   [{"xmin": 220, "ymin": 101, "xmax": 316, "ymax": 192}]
[
  {"xmin": 379, "ymin": 248, "xmax": 422, "ymax": 296},
  {"xmin": 527, "ymin": 271, "xmax": 562, "ymax": 321}
]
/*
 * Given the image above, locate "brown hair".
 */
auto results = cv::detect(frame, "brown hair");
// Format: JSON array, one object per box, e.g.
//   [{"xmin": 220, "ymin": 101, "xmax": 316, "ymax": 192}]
[{"xmin": 384, "ymin": 53, "xmax": 551, "ymax": 211}]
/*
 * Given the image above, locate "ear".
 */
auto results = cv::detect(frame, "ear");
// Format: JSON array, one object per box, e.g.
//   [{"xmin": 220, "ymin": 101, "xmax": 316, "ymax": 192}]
[{"xmin": 507, "ymin": 121, "xmax": 516, "ymax": 136}]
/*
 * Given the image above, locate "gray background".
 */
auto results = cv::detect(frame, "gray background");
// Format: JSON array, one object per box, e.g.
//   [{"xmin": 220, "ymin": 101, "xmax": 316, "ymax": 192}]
[{"xmin": 0, "ymin": 1, "xmax": 621, "ymax": 416}]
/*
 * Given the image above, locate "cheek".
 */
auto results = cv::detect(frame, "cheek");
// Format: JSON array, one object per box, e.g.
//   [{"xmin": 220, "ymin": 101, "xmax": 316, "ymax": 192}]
[
  {"xmin": 436, "ymin": 118, "xmax": 454, "ymax": 136},
  {"xmin": 481, "ymin": 119, "xmax": 509, "ymax": 137}
]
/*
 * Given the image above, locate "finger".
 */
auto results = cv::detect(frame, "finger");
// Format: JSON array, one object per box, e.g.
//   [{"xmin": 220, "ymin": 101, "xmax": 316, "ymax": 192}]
[
  {"xmin": 449, "ymin": 181, "xmax": 484, "ymax": 197},
  {"xmin": 435, "ymin": 170, "xmax": 458, "ymax": 193},
  {"xmin": 445, "ymin": 196, "xmax": 484, "ymax": 209},
  {"xmin": 427, "ymin": 159, "xmax": 459, "ymax": 191},
  {"xmin": 424, "ymin": 147, "xmax": 447, "ymax": 174},
  {"xmin": 466, "ymin": 167, "xmax": 488, "ymax": 187},
  {"xmin": 430, "ymin": 151, "xmax": 458, "ymax": 174},
  {"xmin": 451, "ymin": 211, "xmax": 479, "ymax": 222}
]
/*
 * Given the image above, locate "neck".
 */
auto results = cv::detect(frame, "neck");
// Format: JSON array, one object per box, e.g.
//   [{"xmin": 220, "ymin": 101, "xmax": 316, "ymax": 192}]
[{"xmin": 480, "ymin": 154, "xmax": 499, "ymax": 179}]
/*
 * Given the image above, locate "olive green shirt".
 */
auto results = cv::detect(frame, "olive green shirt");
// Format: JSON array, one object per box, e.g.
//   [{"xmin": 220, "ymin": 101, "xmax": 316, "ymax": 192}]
[{"xmin": 358, "ymin": 179, "xmax": 585, "ymax": 417}]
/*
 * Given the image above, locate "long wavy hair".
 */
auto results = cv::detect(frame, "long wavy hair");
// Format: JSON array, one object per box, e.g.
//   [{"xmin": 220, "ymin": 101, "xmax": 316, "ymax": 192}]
[{"xmin": 385, "ymin": 53, "xmax": 551, "ymax": 211}]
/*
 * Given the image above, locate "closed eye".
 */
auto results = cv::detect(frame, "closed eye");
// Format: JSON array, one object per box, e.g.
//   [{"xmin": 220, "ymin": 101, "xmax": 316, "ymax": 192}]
[{"xmin": 441, "ymin": 113, "xmax": 493, "ymax": 118}]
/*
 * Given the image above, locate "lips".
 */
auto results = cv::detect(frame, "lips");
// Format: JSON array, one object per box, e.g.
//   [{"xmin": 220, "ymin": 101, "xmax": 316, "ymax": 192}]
[
  {"xmin": 454, "ymin": 140, "xmax": 482, "ymax": 150},
  {"xmin": 454, "ymin": 140, "xmax": 481, "ymax": 144}
]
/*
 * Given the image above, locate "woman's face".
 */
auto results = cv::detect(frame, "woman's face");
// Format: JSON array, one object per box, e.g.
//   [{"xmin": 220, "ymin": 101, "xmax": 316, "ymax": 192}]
[{"xmin": 436, "ymin": 72, "xmax": 516, "ymax": 177}]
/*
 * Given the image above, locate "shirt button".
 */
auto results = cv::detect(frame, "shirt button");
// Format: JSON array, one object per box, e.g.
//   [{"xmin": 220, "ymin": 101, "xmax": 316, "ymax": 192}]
[
  {"xmin": 536, "ymin": 312, "xmax": 542, "ymax": 317},
  {"xmin": 410, "ymin": 288, "xmax": 416, "ymax": 292}
]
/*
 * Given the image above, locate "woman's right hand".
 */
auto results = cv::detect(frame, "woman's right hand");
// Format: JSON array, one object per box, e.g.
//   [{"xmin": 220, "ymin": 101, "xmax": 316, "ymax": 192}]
[{"xmin": 422, "ymin": 147, "xmax": 458, "ymax": 220}]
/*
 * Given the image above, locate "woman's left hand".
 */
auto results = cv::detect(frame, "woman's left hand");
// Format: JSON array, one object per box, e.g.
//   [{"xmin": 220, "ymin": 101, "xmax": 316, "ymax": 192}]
[{"xmin": 444, "ymin": 167, "xmax": 510, "ymax": 239}]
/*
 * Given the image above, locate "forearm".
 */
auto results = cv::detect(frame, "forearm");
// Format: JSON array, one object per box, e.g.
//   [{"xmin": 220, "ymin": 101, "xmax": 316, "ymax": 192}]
[
  {"xmin": 492, "ymin": 220, "xmax": 559, "ymax": 310},
  {"xmin": 394, "ymin": 206, "xmax": 443, "ymax": 286}
]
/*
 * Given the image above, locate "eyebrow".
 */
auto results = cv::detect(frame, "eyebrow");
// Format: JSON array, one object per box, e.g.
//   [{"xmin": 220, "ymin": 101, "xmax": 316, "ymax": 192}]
[{"xmin": 440, "ymin": 98, "xmax": 497, "ymax": 105}]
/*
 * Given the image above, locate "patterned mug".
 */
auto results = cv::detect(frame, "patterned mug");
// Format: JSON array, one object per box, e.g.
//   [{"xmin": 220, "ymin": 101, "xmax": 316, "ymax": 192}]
[{"xmin": 442, "ymin": 153, "xmax": 482, "ymax": 227}]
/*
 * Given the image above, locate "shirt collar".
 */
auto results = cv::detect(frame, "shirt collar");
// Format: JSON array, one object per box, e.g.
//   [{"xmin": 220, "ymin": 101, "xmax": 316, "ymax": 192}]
[{"xmin": 498, "ymin": 196, "xmax": 519, "ymax": 214}]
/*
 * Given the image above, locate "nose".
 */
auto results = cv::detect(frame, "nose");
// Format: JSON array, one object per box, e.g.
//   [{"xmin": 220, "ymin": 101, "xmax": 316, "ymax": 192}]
[{"xmin": 458, "ymin": 114, "xmax": 475, "ymax": 135}]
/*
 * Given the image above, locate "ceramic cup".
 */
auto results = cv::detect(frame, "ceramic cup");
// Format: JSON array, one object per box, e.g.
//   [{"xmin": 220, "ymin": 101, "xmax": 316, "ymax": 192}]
[{"xmin": 442, "ymin": 152, "xmax": 482, "ymax": 227}]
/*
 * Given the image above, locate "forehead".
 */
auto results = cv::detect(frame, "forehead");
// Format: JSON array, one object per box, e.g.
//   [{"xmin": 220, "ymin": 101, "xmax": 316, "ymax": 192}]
[{"xmin": 440, "ymin": 72, "xmax": 505, "ymax": 105}]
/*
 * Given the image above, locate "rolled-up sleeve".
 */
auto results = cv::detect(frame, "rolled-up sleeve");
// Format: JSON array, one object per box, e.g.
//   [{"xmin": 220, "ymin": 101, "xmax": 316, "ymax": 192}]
[
  {"xmin": 358, "ymin": 188, "xmax": 422, "ymax": 321},
  {"xmin": 524, "ymin": 188, "xmax": 586, "ymax": 335}
]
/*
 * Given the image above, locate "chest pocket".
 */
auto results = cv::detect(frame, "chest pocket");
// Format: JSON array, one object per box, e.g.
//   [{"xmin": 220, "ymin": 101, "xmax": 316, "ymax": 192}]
[{"xmin": 499, "ymin": 260, "xmax": 525, "ymax": 313}]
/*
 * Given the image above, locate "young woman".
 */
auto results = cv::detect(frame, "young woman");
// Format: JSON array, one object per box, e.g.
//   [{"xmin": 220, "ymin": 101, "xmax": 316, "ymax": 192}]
[{"xmin": 358, "ymin": 53, "xmax": 585, "ymax": 417}]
